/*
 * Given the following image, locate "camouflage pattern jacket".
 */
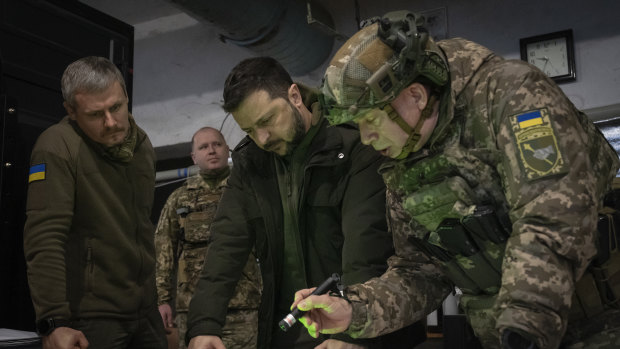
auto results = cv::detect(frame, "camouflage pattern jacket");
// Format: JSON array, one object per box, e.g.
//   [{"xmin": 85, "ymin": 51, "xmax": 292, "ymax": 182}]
[
  {"xmin": 345, "ymin": 38, "xmax": 620, "ymax": 348},
  {"xmin": 155, "ymin": 170, "xmax": 262, "ymax": 313}
]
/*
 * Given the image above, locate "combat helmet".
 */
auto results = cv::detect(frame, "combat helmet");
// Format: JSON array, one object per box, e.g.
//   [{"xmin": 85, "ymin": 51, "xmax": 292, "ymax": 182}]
[{"xmin": 321, "ymin": 10, "xmax": 450, "ymax": 158}]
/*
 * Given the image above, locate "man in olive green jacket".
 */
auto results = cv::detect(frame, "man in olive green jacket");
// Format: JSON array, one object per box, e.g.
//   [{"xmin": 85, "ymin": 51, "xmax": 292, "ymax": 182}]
[{"xmin": 23, "ymin": 56, "xmax": 166, "ymax": 349}]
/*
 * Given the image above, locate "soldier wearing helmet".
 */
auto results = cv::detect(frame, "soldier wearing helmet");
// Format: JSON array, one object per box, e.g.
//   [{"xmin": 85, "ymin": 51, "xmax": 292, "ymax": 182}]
[{"xmin": 291, "ymin": 10, "xmax": 620, "ymax": 348}]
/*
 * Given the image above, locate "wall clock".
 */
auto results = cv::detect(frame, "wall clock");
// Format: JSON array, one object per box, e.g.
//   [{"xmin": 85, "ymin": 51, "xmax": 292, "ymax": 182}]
[{"xmin": 520, "ymin": 29, "xmax": 576, "ymax": 83}]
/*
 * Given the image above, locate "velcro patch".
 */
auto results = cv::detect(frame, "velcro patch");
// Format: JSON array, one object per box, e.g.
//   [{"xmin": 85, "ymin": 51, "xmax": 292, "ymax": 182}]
[
  {"xmin": 28, "ymin": 163, "xmax": 46, "ymax": 183},
  {"xmin": 510, "ymin": 109, "xmax": 568, "ymax": 181}
]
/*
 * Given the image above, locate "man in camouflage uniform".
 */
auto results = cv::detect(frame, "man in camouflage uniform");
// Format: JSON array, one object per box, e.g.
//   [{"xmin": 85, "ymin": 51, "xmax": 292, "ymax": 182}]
[
  {"xmin": 155, "ymin": 127, "xmax": 262, "ymax": 349},
  {"xmin": 291, "ymin": 11, "xmax": 620, "ymax": 348}
]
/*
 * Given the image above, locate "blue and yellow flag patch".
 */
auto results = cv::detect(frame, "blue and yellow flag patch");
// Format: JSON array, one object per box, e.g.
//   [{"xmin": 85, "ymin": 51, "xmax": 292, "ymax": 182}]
[
  {"xmin": 28, "ymin": 163, "xmax": 46, "ymax": 183},
  {"xmin": 510, "ymin": 108, "xmax": 569, "ymax": 181},
  {"xmin": 516, "ymin": 110, "xmax": 544, "ymax": 129}
]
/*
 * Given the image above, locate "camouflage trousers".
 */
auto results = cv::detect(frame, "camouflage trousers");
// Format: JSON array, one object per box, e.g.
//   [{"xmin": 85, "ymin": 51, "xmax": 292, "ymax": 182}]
[{"xmin": 176, "ymin": 309, "xmax": 259, "ymax": 349}]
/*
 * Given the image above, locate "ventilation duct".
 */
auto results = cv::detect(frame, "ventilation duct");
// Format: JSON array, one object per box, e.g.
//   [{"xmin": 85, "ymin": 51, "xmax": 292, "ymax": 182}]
[{"xmin": 168, "ymin": 0, "xmax": 336, "ymax": 75}]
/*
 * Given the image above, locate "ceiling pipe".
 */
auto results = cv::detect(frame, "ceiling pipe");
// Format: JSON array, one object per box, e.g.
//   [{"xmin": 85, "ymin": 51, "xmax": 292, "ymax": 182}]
[{"xmin": 167, "ymin": 0, "xmax": 336, "ymax": 75}]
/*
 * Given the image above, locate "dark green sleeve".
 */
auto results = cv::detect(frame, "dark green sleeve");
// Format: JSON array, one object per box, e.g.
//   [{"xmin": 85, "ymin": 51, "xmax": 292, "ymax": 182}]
[
  {"xmin": 333, "ymin": 141, "xmax": 425, "ymax": 345},
  {"xmin": 339, "ymin": 142, "xmax": 392, "ymax": 285},
  {"xmin": 23, "ymin": 128, "xmax": 76, "ymax": 321}
]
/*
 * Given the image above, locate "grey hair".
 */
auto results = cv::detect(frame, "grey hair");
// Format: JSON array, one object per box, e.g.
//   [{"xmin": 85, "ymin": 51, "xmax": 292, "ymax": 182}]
[{"xmin": 61, "ymin": 56, "xmax": 127, "ymax": 108}]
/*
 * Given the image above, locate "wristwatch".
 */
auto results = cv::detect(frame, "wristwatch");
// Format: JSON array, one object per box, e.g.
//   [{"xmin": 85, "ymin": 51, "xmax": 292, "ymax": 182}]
[{"xmin": 36, "ymin": 318, "xmax": 72, "ymax": 336}]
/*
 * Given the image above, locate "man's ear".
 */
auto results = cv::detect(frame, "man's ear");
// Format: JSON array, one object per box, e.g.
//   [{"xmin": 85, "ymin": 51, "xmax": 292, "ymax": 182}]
[
  {"xmin": 288, "ymin": 83, "xmax": 303, "ymax": 107},
  {"xmin": 405, "ymin": 83, "xmax": 430, "ymax": 112},
  {"xmin": 63, "ymin": 101, "xmax": 76, "ymax": 120},
  {"xmin": 191, "ymin": 151, "xmax": 197, "ymax": 165}
]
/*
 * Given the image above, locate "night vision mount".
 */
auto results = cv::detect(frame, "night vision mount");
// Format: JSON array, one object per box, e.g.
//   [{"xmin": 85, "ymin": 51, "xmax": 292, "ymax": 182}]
[
  {"xmin": 364, "ymin": 11, "xmax": 449, "ymax": 102},
  {"xmin": 378, "ymin": 11, "xmax": 428, "ymax": 69}
]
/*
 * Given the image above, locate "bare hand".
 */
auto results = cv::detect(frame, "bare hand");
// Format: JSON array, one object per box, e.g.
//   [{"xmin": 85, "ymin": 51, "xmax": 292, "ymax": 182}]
[
  {"xmin": 158, "ymin": 303, "xmax": 174, "ymax": 333},
  {"xmin": 187, "ymin": 335, "xmax": 226, "ymax": 349},
  {"xmin": 314, "ymin": 339, "xmax": 366, "ymax": 349},
  {"xmin": 42, "ymin": 327, "xmax": 89, "ymax": 349},
  {"xmin": 291, "ymin": 288, "xmax": 353, "ymax": 338}
]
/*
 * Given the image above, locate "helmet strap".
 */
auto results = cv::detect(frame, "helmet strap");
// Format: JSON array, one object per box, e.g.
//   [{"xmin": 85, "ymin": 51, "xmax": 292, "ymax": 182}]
[
  {"xmin": 389, "ymin": 93, "xmax": 438, "ymax": 159},
  {"xmin": 383, "ymin": 103, "xmax": 413, "ymax": 134}
]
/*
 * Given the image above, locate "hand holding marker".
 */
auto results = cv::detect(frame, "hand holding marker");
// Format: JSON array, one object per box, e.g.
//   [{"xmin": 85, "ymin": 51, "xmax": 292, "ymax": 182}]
[{"xmin": 278, "ymin": 273, "xmax": 343, "ymax": 331}]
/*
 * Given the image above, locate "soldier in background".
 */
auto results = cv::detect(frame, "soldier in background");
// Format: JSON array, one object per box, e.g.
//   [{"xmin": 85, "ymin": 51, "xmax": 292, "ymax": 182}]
[
  {"xmin": 155, "ymin": 127, "xmax": 262, "ymax": 349},
  {"xmin": 291, "ymin": 11, "xmax": 620, "ymax": 348}
]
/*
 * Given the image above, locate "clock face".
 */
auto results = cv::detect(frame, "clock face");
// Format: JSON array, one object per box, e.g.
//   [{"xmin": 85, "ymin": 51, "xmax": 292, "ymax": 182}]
[{"xmin": 526, "ymin": 37, "xmax": 569, "ymax": 77}]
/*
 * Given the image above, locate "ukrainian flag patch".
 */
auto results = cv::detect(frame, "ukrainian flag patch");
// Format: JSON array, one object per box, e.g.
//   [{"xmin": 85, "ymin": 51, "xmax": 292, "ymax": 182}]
[
  {"xmin": 28, "ymin": 163, "xmax": 46, "ymax": 183},
  {"xmin": 517, "ymin": 110, "xmax": 544, "ymax": 129}
]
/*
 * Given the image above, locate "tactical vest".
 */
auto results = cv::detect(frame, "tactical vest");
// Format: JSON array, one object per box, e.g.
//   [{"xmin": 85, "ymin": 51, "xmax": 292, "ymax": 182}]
[
  {"xmin": 174, "ymin": 184, "xmax": 222, "ymax": 311},
  {"xmin": 174, "ymin": 179, "xmax": 263, "ymax": 312},
  {"xmin": 382, "ymin": 146, "xmax": 620, "ymax": 323},
  {"xmin": 176, "ymin": 206, "xmax": 214, "ymax": 253},
  {"xmin": 382, "ymin": 148, "xmax": 510, "ymax": 296},
  {"xmin": 175, "ymin": 189, "xmax": 219, "ymax": 282}
]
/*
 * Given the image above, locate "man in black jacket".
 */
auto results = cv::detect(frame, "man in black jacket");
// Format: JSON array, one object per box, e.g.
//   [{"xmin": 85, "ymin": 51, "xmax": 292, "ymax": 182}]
[{"xmin": 186, "ymin": 57, "xmax": 425, "ymax": 349}]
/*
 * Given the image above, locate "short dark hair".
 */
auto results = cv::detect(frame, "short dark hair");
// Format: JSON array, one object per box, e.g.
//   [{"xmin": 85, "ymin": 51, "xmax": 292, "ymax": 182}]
[{"xmin": 222, "ymin": 57, "xmax": 293, "ymax": 113}]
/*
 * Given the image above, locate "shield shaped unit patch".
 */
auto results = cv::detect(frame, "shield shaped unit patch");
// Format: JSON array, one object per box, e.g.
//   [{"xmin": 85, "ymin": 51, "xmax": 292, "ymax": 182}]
[{"xmin": 510, "ymin": 109, "xmax": 568, "ymax": 181}]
